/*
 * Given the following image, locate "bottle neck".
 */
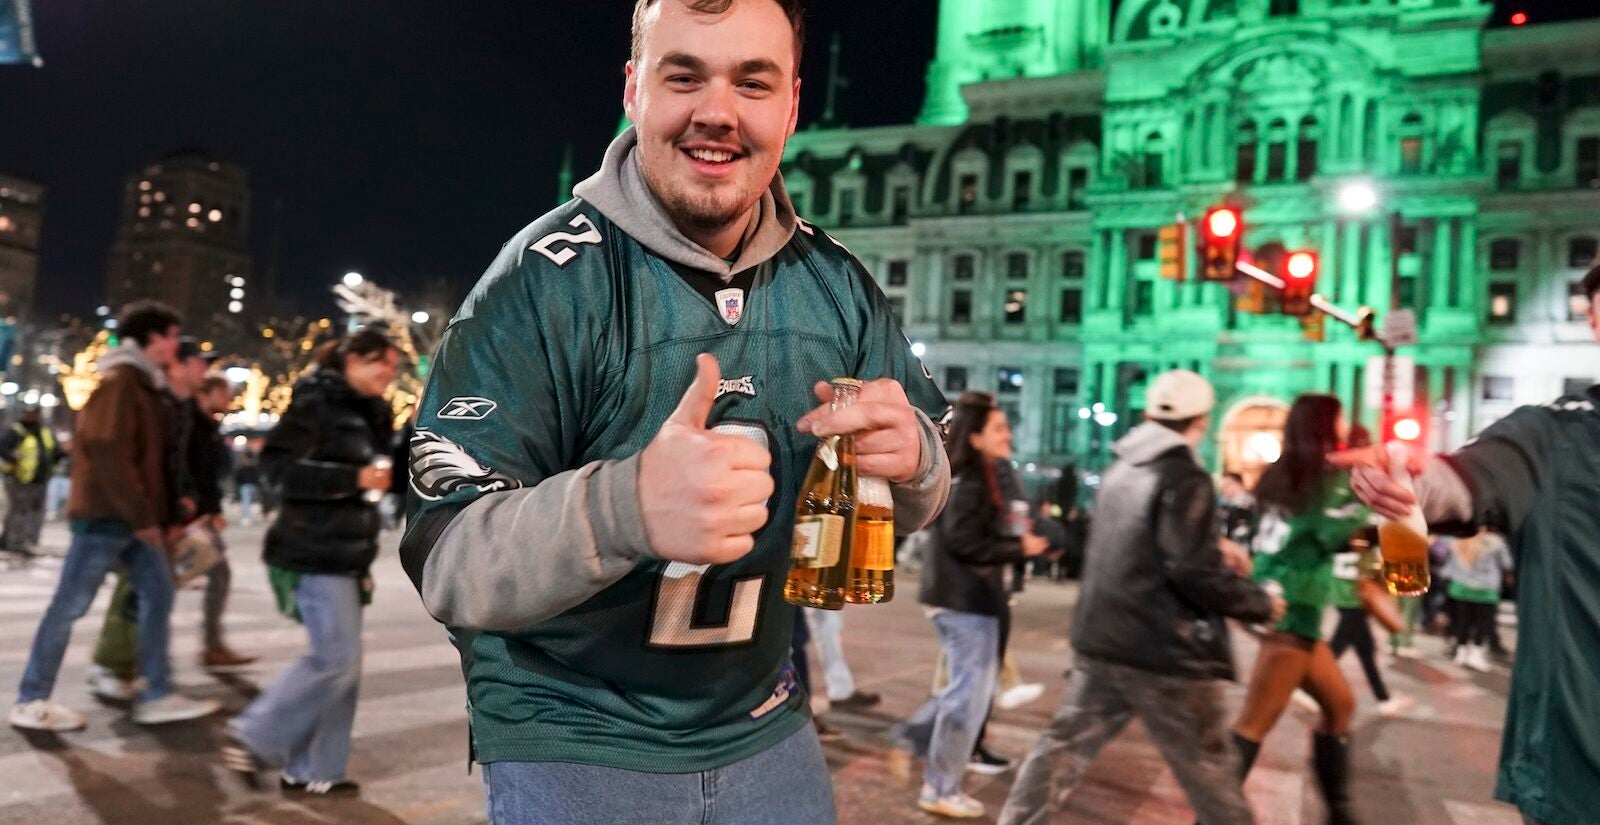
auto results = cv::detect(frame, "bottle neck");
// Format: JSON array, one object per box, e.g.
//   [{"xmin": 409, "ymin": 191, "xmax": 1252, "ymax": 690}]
[{"xmin": 830, "ymin": 383, "xmax": 859, "ymax": 411}]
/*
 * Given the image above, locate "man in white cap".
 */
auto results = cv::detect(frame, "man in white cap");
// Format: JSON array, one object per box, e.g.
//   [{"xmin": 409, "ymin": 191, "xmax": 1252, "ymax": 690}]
[{"xmin": 997, "ymin": 370, "xmax": 1284, "ymax": 825}]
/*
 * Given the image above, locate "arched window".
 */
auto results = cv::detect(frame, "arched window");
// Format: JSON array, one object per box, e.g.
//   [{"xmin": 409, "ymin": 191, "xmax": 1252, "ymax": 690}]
[
  {"xmin": 1297, "ymin": 116, "xmax": 1319, "ymax": 181},
  {"xmin": 1361, "ymin": 100, "xmax": 1377, "ymax": 161},
  {"xmin": 1337, "ymin": 95, "xmax": 1354, "ymax": 159},
  {"xmin": 1265, "ymin": 118, "xmax": 1289, "ymax": 183},
  {"xmin": 1142, "ymin": 132, "xmax": 1165, "ymax": 188},
  {"xmin": 1235, "ymin": 120, "xmax": 1258, "ymax": 185}
]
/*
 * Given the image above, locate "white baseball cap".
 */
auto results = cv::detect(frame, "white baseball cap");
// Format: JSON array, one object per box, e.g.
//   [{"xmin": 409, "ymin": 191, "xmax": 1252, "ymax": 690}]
[{"xmin": 1145, "ymin": 370, "xmax": 1215, "ymax": 421}]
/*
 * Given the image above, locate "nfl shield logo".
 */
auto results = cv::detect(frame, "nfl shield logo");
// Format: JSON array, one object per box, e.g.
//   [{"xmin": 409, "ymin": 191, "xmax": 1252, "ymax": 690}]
[{"xmin": 715, "ymin": 288, "xmax": 744, "ymax": 326}]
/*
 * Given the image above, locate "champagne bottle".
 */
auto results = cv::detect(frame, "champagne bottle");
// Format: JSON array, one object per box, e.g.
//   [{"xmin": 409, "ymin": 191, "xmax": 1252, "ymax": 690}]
[
  {"xmin": 784, "ymin": 378, "xmax": 861, "ymax": 610},
  {"xmin": 1377, "ymin": 442, "xmax": 1431, "ymax": 595},
  {"xmin": 845, "ymin": 476, "xmax": 894, "ymax": 604}
]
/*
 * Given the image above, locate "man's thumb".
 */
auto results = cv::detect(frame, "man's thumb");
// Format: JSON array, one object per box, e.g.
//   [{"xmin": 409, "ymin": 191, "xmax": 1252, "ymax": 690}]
[{"xmin": 667, "ymin": 353, "xmax": 720, "ymax": 429}]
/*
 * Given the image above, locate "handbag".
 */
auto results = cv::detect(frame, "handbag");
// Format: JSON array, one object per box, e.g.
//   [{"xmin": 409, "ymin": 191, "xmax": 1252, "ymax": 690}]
[{"xmin": 170, "ymin": 521, "xmax": 224, "ymax": 587}]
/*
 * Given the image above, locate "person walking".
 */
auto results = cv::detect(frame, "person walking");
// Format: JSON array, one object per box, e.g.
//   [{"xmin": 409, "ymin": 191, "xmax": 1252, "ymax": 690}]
[
  {"xmin": 1326, "ymin": 532, "xmax": 1412, "ymax": 716},
  {"xmin": 996, "ymin": 371, "xmax": 1280, "ymax": 825},
  {"xmin": 234, "ymin": 450, "xmax": 261, "ymax": 527},
  {"xmin": 223, "ymin": 329, "xmax": 401, "ymax": 795},
  {"xmin": 0, "ymin": 405, "xmax": 61, "ymax": 557},
  {"xmin": 803, "ymin": 608, "xmax": 879, "ymax": 712},
  {"xmin": 894, "ymin": 391, "xmax": 1046, "ymax": 819},
  {"xmin": 1443, "ymin": 531, "xmax": 1512, "ymax": 673},
  {"xmin": 9, "ymin": 301, "xmax": 220, "ymax": 731},
  {"xmin": 187, "ymin": 375, "xmax": 257, "ymax": 670},
  {"xmin": 1335, "ymin": 263, "xmax": 1600, "ymax": 825},
  {"xmin": 1230, "ymin": 394, "xmax": 1369, "ymax": 825}
]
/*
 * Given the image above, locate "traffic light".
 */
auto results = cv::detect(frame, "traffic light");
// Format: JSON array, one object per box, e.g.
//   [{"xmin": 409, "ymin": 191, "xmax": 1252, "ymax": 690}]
[
  {"xmin": 1236, "ymin": 279, "xmax": 1268, "ymax": 314},
  {"xmin": 1386, "ymin": 411, "xmax": 1427, "ymax": 447},
  {"xmin": 1157, "ymin": 222, "xmax": 1188, "ymax": 281},
  {"xmin": 1200, "ymin": 206, "xmax": 1243, "ymax": 281},
  {"xmin": 1280, "ymin": 250, "xmax": 1318, "ymax": 316},
  {"xmin": 1354, "ymin": 307, "xmax": 1378, "ymax": 342}
]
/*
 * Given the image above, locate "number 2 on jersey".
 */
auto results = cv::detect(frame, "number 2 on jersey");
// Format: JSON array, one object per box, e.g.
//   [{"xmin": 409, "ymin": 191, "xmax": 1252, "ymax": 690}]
[{"xmin": 529, "ymin": 214, "xmax": 603, "ymax": 266}]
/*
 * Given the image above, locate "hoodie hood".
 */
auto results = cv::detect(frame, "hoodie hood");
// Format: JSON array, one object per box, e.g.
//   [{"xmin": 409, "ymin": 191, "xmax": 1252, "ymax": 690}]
[
  {"xmin": 1113, "ymin": 421, "xmax": 1197, "ymax": 467},
  {"xmin": 572, "ymin": 127, "xmax": 798, "ymax": 281},
  {"xmin": 97, "ymin": 340, "xmax": 167, "ymax": 391}
]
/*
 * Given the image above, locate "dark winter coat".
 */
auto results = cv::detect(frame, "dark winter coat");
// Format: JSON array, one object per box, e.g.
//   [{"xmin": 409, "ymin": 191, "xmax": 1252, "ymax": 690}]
[
  {"xmin": 918, "ymin": 461, "xmax": 1025, "ymax": 617},
  {"xmin": 262, "ymin": 370, "xmax": 393, "ymax": 576}
]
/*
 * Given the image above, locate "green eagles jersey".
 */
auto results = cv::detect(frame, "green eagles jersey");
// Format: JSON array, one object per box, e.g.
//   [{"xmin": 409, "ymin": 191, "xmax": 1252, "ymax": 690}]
[
  {"xmin": 1444, "ymin": 387, "xmax": 1600, "ymax": 824},
  {"xmin": 1251, "ymin": 474, "xmax": 1369, "ymax": 640},
  {"xmin": 402, "ymin": 200, "xmax": 948, "ymax": 773},
  {"xmin": 1329, "ymin": 551, "xmax": 1362, "ymax": 610}
]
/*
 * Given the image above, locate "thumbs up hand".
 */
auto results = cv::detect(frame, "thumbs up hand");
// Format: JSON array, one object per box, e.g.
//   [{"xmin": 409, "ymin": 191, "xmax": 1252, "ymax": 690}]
[{"xmin": 638, "ymin": 354, "xmax": 776, "ymax": 564}]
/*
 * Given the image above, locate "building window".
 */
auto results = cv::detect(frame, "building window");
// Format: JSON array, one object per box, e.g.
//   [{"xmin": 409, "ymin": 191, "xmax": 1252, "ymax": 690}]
[
  {"xmin": 886, "ymin": 259, "xmax": 909, "ymax": 287},
  {"xmin": 1296, "ymin": 116, "xmax": 1318, "ymax": 181},
  {"xmin": 1569, "ymin": 236, "xmax": 1598, "ymax": 268},
  {"xmin": 1399, "ymin": 113, "xmax": 1424, "ymax": 174},
  {"xmin": 958, "ymin": 174, "xmax": 979, "ymax": 214},
  {"xmin": 838, "ymin": 189, "xmax": 857, "ymax": 226},
  {"xmin": 1265, "ymin": 119, "xmax": 1288, "ymax": 183},
  {"xmin": 1062, "ymin": 251, "xmax": 1085, "ymax": 279},
  {"xmin": 891, "ymin": 186, "xmax": 911, "ymax": 223},
  {"xmin": 1496, "ymin": 142, "xmax": 1522, "ymax": 190},
  {"xmin": 951, "ymin": 290, "xmax": 972, "ymax": 324},
  {"xmin": 953, "ymin": 254, "xmax": 975, "ymax": 281},
  {"xmin": 1235, "ymin": 121, "xmax": 1258, "ymax": 185},
  {"xmin": 1577, "ymin": 137, "xmax": 1600, "ymax": 189},
  {"xmin": 1565, "ymin": 378, "xmax": 1595, "ymax": 396},
  {"xmin": 1142, "ymin": 133, "xmax": 1164, "ymax": 188},
  {"xmin": 1134, "ymin": 280, "xmax": 1155, "ymax": 316},
  {"xmin": 1053, "ymin": 368, "xmax": 1081, "ymax": 396},
  {"xmin": 887, "ymin": 295, "xmax": 906, "ymax": 322},
  {"xmin": 1398, "ymin": 275, "xmax": 1419, "ymax": 308},
  {"xmin": 1488, "ymin": 282, "xmax": 1517, "ymax": 324},
  {"xmin": 1060, "ymin": 287, "xmax": 1083, "ymax": 324},
  {"xmin": 1049, "ymin": 404, "xmax": 1075, "ymax": 454},
  {"xmin": 1136, "ymin": 233, "xmax": 1158, "ymax": 260},
  {"xmin": 1571, "ymin": 280, "xmax": 1593, "ymax": 322},
  {"xmin": 997, "ymin": 367, "xmax": 1024, "ymax": 395},
  {"xmin": 1066, "ymin": 167, "xmax": 1088, "ymax": 209},
  {"xmin": 1004, "ymin": 289, "xmax": 1028, "ymax": 324},
  {"xmin": 944, "ymin": 366, "xmax": 969, "ymax": 393},
  {"xmin": 1012, "ymin": 171, "xmax": 1033, "ymax": 210},
  {"xmin": 1489, "ymin": 239, "xmax": 1520, "ymax": 271},
  {"xmin": 1007, "ymin": 252, "xmax": 1029, "ymax": 280},
  {"xmin": 1482, "ymin": 375, "xmax": 1515, "ymax": 403},
  {"xmin": 1269, "ymin": 0, "xmax": 1300, "ymax": 14}
]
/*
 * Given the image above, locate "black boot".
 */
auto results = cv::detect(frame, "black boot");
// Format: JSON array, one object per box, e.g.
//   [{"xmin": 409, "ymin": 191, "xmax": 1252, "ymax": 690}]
[
  {"xmin": 1312, "ymin": 732, "xmax": 1359, "ymax": 825},
  {"xmin": 1232, "ymin": 732, "xmax": 1261, "ymax": 780}
]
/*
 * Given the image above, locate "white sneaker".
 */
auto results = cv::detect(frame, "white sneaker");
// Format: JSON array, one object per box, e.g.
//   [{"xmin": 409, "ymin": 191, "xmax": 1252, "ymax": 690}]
[
  {"xmin": 1377, "ymin": 694, "xmax": 1417, "ymax": 717},
  {"xmin": 917, "ymin": 784, "xmax": 985, "ymax": 819},
  {"xmin": 997, "ymin": 682, "xmax": 1045, "ymax": 710},
  {"xmin": 1465, "ymin": 645, "xmax": 1492, "ymax": 673},
  {"xmin": 9, "ymin": 699, "xmax": 87, "ymax": 732},
  {"xmin": 1394, "ymin": 645, "xmax": 1421, "ymax": 659},
  {"xmin": 131, "ymin": 694, "xmax": 221, "ymax": 725},
  {"xmin": 86, "ymin": 666, "xmax": 139, "ymax": 702},
  {"xmin": 1291, "ymin": 688, "xmax": 1320, "ymax": 715}
]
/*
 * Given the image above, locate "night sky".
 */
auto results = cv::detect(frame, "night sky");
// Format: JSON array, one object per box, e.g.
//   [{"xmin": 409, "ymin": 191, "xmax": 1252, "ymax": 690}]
[{"xmin": 0, "ymin": 1, "xmax": 1592, "ymax": 319}]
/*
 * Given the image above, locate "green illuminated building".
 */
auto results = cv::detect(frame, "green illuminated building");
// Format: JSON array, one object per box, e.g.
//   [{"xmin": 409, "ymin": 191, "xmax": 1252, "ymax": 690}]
[{"xmin": 783, "ymin": 0, "xmax": 1600, "ymax": 477}]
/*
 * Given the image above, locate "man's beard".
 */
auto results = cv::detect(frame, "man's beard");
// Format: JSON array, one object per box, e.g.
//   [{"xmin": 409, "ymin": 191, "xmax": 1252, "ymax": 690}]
[{"xmin": 644, "ymin": 161, "xmax": 765, "ymax": 235}]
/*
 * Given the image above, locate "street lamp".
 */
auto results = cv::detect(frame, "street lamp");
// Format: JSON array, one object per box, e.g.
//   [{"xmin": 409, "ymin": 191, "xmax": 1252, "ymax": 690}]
[
  {"xmin": 343, "ymin": 271, "xmax": 364, "ymax": 288},
  {"xmin": 0, "ymin": 382, "xmax": 16, "ymax": 396},
  {"xmin": 1338, "ymin": 180, "xmax": 1379, "ymax": 214},
  {"xmin": 411, "ymin": 311, "xmax": 431, "ymax": 325},
  {"xmin": 224, "ymin": 366, "xmax": 253, "ymax": 385},
  {"xmin": 910, "ymin": 341, "xmax": 927, "ymax": 358},
  {"xmin": 39, "ymin": 393, "xmax": 58, "ymax": 409}
]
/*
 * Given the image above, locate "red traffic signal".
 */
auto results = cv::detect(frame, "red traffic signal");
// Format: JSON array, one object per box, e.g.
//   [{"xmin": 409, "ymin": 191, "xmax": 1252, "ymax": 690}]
[
  {"xmin": 1280, "ymin": 249, "xmax": 1318, "ymax": 316},
  {"xmin": 1200, "ymin": 206, "xmax": 1243, "ymax": 281}
]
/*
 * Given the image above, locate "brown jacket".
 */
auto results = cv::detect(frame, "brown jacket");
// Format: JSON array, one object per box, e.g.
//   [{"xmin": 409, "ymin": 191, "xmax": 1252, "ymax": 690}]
[{"xmin": 66, "ymin": 347, "xmax": 170, "ymax": 531}]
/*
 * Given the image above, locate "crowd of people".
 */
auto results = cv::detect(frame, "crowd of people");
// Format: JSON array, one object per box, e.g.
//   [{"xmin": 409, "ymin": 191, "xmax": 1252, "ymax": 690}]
[{"xmin": 1, "ymin": 2, "xmax": 1596, "ymax": 824}]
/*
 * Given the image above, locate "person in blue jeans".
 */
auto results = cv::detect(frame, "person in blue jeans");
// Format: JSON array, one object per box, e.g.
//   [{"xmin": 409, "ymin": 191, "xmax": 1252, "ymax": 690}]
[
  {"xmin": 10, "ymin": 301, "xmax": 220, "ymax": 731},
  {"xmin": 223, "ymin": 329, "xmax": 400, "ymax": 796},
  {"xmin": 895, "ymin": 392, "xmax": 1045, "ymax": 819}
]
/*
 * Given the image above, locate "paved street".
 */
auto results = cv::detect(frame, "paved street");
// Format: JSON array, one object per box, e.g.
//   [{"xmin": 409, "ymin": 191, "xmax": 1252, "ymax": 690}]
[{"xmin": 0, "ymin": 515, "xmax": 1522, "ymax": 825}]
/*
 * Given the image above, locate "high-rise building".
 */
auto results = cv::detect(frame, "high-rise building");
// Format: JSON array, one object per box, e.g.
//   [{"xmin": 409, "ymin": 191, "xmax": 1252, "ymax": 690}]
[
  {"xmin": 105, "ymin": 150, "xmax": 252, "ymax": 330},
  {"xmin": 0, "ymin": 173, "xmax": 43, "ymax": 319},
  {"xmin": 784, "ymin": 0, "xmax": 1600, "ymax": 478}
]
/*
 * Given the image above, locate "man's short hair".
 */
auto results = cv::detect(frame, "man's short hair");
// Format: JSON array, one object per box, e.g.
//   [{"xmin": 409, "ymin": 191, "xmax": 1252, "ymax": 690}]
[
  {"xmin": 1583, "ymin": 264, "xmax": 1600, "ymax": 307},
  {"xmin": 117, "ymin": 301, "xmax": 182, "ymax": 347},
  {"xmin": 198, "ymin": 375, "xmax": 233, "ymax": 397},
  {"xmin": 1152, "ymin": 414, "xmax": 1205, "ymax": 434},
  {"xmin": 631, "ymin": 0, "xmax": 805, "ymax": 67}
]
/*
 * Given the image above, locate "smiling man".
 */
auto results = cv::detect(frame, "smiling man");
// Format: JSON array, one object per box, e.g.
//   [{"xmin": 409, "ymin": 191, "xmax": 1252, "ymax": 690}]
[{"xmin": 400, "ymin": 2, "xmax": 951, "ymax": 823}]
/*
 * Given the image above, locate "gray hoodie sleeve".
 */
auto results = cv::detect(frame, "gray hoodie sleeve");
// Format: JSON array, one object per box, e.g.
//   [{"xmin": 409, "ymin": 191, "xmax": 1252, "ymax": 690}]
[
  {"xmin": 891, "ymin": 407, "xmax": 951, "ymax": 534},
  {"xmin": 417, "ymin": 456, "xmax": 649, "ymax": 631}
]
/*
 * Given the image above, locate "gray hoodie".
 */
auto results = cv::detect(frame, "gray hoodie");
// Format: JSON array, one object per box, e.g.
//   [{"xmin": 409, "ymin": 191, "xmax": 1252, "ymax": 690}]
[
  {"xmin": 97, "ymin": 340, "xmax": 168, "ymax": 391},
  {"xmin": 418, "ymin": 129, "xmax": 950, "ymax": 631}
]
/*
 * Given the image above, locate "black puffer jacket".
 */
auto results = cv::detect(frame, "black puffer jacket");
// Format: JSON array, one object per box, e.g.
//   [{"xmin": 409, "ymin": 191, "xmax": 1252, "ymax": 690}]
[
  {"xmin": 262, "ymin": 370, "xmax": 392, "ymax": 576},
  {"xmin": 1071, "ymin": 422, "xmax": 1273, "ymax": 681},
  {"xmin": 918, "ymin": 461, "xmax": 1025, "ymax": 617}
]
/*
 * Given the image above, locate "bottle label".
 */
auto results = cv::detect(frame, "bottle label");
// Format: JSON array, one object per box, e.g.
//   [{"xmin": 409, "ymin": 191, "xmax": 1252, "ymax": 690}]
[
  {"xmin": 852, "ymin": 519, "xmax": 896, "ymax": 571},
  {"xmin": 793, "ymin": 514, "xmax": 844, "ymax": 568}
]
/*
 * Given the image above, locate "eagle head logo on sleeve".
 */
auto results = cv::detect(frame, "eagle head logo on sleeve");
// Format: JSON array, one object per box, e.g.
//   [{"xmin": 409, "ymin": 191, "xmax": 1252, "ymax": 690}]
[{"xmin": 409, "ymin": 430, "xmax": 522, "ymax": 501}]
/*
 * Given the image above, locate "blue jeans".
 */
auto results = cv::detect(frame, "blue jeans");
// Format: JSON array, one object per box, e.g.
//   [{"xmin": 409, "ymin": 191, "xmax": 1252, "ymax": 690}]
[
  {"xmin": 895, "ymin": 610, "xmax": 1000, "ymax": 797},
  {"xmin": 18, "ymin": 531, "xmax": 175, "ymax": 703},
  {"xmin": 482, "ymin": 723, "xmax": 835, "ymax": 825},
  {"xmin": 233, "ymin": 574, "xmax": 363, "ymax": 782},
  {"xmin": 237, "ymin": 483, "xmax": 259, "ymax": 522}
]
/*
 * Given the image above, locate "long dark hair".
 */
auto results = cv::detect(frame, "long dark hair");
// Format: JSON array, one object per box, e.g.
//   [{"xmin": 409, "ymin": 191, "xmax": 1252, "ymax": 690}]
[
  {"xmin": 1255, "ymin": 394, "xmax": 1343, "ymax": 514},
  {"xmin": 312, "ymin": 327, "xmax": 399, "ymax": 375},
  {"xmin": 944, "ymin": 391, "xmax": 1006, "ymax": 511}
]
